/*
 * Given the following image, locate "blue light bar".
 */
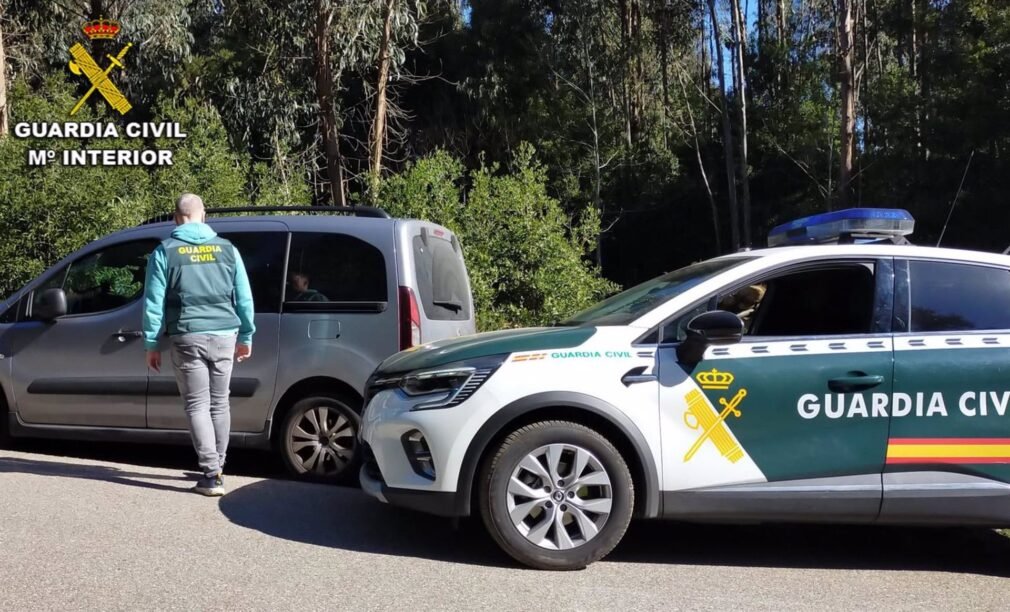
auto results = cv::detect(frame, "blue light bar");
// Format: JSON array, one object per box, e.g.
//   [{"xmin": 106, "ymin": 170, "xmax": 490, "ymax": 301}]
[{"xmin": 768, "ymin": 208, "xmax": 915, "ymax": 247}]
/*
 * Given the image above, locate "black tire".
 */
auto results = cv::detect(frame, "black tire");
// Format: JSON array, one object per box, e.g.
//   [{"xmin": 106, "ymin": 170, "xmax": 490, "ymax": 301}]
[
  {"xmin": 277, "ymin": 393, "xmax": 361, "ymax": 485},
  {"xmin": 478, "ymin": 420, "xmax": 634, "ymax": 570},
  {"xmin": 0, "ymin": 401, "xmax": 10, "ymax": 449}
]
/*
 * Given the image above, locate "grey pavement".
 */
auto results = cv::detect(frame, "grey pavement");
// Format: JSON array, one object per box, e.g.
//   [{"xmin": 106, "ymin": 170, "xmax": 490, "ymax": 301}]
[{"xmin": 1, "ymin": 447, "xmax": 1009, "ymax": 611}]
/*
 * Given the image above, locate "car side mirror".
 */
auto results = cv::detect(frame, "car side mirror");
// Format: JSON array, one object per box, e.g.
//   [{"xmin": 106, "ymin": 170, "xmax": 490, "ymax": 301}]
[
  {"xmin": 34, "ymin": 288, "xmax": 67, "ymax": 322},
  {"xmin": 676, "ymin": 310, "xmax": 744, "ymax": 366}
]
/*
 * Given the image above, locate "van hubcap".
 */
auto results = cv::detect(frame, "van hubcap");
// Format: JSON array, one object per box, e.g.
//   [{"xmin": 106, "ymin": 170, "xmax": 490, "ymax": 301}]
[
  {"xmin": 505, "ymin": 443, "xmax": 613, "ymax": 550},
  {"xmin": 287, "ymin": 404, "xmax": 356, "ymax": 477}
]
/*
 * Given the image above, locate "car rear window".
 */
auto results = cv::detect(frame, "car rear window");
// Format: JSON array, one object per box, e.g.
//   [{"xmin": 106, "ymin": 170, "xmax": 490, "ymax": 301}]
[
  {"xmin": 909, "ymin": 260, "xmax": 1010, "ymax": 332},
  {"xmin": 412, "ymin": 234, "xmax": 471, "ymax": 321}
]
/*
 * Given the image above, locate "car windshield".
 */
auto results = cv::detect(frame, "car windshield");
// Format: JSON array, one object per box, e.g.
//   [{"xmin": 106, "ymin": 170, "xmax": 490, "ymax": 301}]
[{"xmin": 561, "ymin": 257, "xmax": 754, "ymax": 326}]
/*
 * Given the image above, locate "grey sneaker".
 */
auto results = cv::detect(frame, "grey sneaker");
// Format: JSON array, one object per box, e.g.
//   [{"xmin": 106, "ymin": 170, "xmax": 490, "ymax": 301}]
[{"xmin": 193, "ymin": 473, "xmax": 225, "ymax": 497}]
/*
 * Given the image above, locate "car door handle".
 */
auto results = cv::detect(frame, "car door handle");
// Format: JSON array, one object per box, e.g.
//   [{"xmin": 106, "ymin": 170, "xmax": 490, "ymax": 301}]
[
  {"xmin": 828, "ymin": 373, "xmax": 884, "ymax": 392},
  {"xmin": 113, "ymin": 329, "xmax": 144, "ymax": 342},
  {"xmin": 622, "ymin": 366, "xmax": 656, "ymax": 386}
]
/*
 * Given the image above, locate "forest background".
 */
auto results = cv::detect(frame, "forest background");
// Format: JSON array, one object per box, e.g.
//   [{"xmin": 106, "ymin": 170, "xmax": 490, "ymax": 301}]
[{"xmin": 0, "ymin": 0, "xmax": 1005, "ymax": 329}]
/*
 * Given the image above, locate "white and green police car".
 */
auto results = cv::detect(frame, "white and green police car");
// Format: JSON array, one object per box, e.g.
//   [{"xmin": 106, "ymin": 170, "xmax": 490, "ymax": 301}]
[{"xmin": 359, "ymin": 208, "xmax": 1010, "ymax": 570}]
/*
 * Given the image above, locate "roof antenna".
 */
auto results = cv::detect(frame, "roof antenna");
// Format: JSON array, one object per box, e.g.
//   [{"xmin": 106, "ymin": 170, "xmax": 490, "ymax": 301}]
[{"xmin": 936, "ymin": 149, "xmax": 975, "ymax": 247}]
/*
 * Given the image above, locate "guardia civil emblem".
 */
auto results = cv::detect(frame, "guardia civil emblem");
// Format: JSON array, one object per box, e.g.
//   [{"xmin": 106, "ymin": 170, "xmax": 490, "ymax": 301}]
[
  {"xmin": 683, "ymin": 368, "xmax": 747, "ymax": 463},
  {"xmin": 68, "ymin": 17, "xmax": 133, "ymax": 116}
]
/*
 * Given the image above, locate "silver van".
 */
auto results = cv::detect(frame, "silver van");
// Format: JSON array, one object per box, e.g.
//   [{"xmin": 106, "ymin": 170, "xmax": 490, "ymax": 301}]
[{"xmin": 0, "ymin": 206, "xmax": 476, "ymax": 483}]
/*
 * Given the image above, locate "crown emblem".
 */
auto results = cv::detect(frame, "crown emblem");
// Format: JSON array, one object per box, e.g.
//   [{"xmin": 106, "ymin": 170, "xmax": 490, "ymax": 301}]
[
  {"xmin": 82, "ymin": 17, "xmax": 121, "ymax": 40},
  {"xmin": 696, "ymin": 368, "xmax": 734, "ymax": 390}
]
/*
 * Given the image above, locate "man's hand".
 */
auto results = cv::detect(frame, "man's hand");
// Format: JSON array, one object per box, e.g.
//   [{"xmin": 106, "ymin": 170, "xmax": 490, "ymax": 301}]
[
  {"xmin": 235, "ymin": 343, "xmax": 252, "ymax": 363},
  {"xmin": 146, "ymin": 350, "xmax": 161, "ymax": 373}
]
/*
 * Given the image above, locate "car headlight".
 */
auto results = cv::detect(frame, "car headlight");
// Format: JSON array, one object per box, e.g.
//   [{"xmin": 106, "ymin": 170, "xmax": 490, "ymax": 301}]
[{"xmin": 374, "ymin": 354, "xmax": 506, "ymax": 411}]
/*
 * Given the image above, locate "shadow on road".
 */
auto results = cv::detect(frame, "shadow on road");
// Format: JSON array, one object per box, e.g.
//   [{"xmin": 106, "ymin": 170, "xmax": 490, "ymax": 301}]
[
  {"xmin": 219, "ymin": 479, "xmax": 509, "ymax": 567},
  {"xmin": 610, "ymin": 520, "xmax": 1010, "ymax": 577},
  {"xmin": 8, "ymin": 440, "xmax": 1010, "ymax": 577},
  {"xmin": 222, "ymin": 479, "xmax": 1010, "ymax": 576},
  {"xmin": 5, "ymin": 438, "xmax": 284, "ymax": 480},
  {"xmin": 0, "ymin": 455, "xmax": 200, "ymax": 493}
]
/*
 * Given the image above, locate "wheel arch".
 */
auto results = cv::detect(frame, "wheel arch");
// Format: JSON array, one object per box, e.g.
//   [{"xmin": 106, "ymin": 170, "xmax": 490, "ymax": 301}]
[
  {"xmin": 456, "ymin": 391, "xmax": 661, "ymax": 519},
  {"xmin": 269, "ymin": 376, "xmax": 363, "ymax": 442}
]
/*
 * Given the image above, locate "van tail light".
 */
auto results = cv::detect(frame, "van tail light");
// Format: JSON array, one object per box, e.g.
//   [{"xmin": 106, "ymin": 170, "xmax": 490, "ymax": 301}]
[{"xmin": 398, "ymin": 286, "xmax": 421, "ymax": 350}]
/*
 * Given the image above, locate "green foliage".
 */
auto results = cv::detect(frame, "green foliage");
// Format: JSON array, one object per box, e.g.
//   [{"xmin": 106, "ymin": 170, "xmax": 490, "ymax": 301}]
[{"xmin": 381, "ymin": 145, "xmax": 617, "ymax": 330}]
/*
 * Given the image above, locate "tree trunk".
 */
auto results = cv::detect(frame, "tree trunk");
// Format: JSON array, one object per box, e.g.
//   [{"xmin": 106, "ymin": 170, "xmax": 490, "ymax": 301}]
[
  {"xmin": 837, "ymin": 0, "xmax": 856, "ymax": 209},
  {"xmin": 370, "ymin": 0, "xmax": 396, "ymax": 195},
  {"xmin": 314, "ymin": 0, "xmax": 346, "ymax": 206},
  {"xmin": 776, "ymin": 0, "xmax": 787, "ymax": 43},
  {"xmin": 910, "ymin": 0, "xmax": 922, "ymax": 158},
  {"xmin": 658, "ymin": 8, "xmax": 671, "ymax": 150},
  {"xmin": 678, "ymin": 72, "xmax": 721, "ymax": 254},
  {"xmin": 618, "ymin": 0, "xmax": 633, "ymax": 148},
  {"xmin": 708, "ymin": 0, "xmax": 740, "ymax": 252},
  {"xmin": 0, "ymin": 17, "xmax": 8, "ymax": 139},
  {"xmin": 730, "ymin": 0, "xmax": 752, "ymax": 247}
]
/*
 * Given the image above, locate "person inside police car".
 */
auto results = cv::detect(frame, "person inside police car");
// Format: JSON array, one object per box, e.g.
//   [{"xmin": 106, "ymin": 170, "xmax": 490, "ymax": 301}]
[{"xmin": 142, "ymin": 193, "xmax": 255, "ymax": 496}]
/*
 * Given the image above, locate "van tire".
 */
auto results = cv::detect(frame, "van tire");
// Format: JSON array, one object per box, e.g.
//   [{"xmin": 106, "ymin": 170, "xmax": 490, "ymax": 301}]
[
  {"xmin": 277, "ymin": 393, "xmax": 361, "ymax": 485},
  {"xmin": 0, "ymin": 394, "xmax": 11, "ymax": 449},
  {"xmin": 478, "ymin": 420, "xmax": 634, "ymax": 570}
]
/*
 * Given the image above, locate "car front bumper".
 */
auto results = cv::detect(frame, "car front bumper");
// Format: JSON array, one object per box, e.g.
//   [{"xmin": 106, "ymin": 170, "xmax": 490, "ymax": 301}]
[{"xmin": 358, "ymin": 443, "xmax": 464, "ymax": 517}]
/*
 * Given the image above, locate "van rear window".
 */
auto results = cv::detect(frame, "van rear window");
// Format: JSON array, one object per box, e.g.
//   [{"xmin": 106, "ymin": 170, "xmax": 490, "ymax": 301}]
[
  {"xmin": 287, "ymin": 232, "xmax": 387, "ymax": 306},
  {"xmin": 412, "ymin": 234, "xmax": 471, "ymax": 321}
]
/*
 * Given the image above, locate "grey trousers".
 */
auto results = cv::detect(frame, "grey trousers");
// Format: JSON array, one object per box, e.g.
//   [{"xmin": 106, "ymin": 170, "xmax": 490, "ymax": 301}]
[{"xmin": 170, "ymin": 333, "xmax": 237, "ymax": 478}]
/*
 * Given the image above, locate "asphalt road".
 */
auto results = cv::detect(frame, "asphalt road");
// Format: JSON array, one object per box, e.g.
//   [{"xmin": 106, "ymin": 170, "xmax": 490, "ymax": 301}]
[{"xmin": 2, "ymin": 441, "xmax": 1010, "ymax": 611}]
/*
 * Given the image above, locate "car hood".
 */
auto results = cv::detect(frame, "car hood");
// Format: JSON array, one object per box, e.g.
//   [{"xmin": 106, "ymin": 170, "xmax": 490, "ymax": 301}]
[{"xmin": 375, "ymin": 326, "xmax": 597, "ymax": 375}]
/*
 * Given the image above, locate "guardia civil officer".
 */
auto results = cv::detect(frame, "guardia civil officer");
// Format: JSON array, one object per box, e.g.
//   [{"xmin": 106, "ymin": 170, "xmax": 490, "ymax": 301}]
[{"xmin": 142, "ymin": 194, "xmax": 255, "ymax": 496}]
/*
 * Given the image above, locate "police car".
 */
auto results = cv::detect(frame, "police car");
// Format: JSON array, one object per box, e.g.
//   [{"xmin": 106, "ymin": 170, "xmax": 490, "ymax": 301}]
[{"xmin": 359, "ymin": 208, "xmax": 1010, "ymax": 570}]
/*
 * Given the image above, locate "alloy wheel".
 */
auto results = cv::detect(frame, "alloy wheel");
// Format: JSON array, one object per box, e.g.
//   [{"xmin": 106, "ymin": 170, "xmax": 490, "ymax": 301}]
[
  {"xmin": 505, "ymin": 443, "xmax": 613, "ymax": 550},
  {"xmin": 285, "ymin": 402, "xmax": 356, "ymax": 477}
]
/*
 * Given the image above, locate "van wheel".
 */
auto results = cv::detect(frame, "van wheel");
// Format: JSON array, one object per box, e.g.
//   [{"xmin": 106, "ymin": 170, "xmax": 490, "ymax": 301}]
[
  {"xmin": 278, "ymin": 394, "xmax": 361, "ymax": 485},
  {"xmin": 478, "ymin": 421, "xmax": 634, "ymax": 570},
  {"xmin": 0, "ymin": 397, "xmax": 11, "ymax": 449}
]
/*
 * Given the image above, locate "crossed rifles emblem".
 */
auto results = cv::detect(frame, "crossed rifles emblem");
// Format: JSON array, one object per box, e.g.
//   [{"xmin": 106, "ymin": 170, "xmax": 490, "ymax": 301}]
[
  {"xmin": 683, "ymin": 368, "xmax": 746, "ymax": 463},
  {"xmin": 68, "ymin": 18, "xmax": 133, "ymax": 116}
]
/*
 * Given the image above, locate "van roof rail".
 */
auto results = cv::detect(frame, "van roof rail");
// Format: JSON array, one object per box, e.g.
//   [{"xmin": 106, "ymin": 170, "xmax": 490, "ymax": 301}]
[{"xmin": 139, "ymin": 205, "xmax": 391, "ymax": 225}]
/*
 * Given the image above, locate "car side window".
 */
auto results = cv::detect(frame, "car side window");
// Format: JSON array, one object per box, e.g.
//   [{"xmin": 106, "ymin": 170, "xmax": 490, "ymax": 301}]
[
  {"xmin": 657, "ymin": 263, "xmax": 877, "ymax": 342},
  {"xmin": 735, "ymin": 264, "xmax": 876, "ymax": 336},
  {"xmin": 219, "ymin": 232, "xmax": 287, "ymax": 314},
  {"xmin": 909, "ymin": 261, "xmax": 1010, "ymax": 332},
  {"xmin": 31, "ymin": 240, "xmax": 158, "ymax": 318},
  {"xmin": 285, "ymin": 232, "xmax": 387, "ymax": 309}
]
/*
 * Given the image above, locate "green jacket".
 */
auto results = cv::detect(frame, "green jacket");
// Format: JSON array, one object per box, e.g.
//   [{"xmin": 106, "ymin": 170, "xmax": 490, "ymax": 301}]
[{"xmin": 142, "ymin": 222, "xmax": 255, "ymax": 350}]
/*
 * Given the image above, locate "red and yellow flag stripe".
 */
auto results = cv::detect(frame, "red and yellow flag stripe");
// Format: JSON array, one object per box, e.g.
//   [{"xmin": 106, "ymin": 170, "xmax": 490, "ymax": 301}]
[{"xmin": 886, "ymin": 438, "xmax": 1010, "ymax": 464}]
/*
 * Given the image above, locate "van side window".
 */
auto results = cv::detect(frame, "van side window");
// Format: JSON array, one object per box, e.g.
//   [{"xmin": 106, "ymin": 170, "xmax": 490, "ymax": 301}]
[
  {"xmin": 220, "ymin": 232, "xmax": 287, "ymax": 314},
  {"xmin": 31, "ymin": 240, "xmax": 158, "ymax": 318},
  {"xmin": 909, "ymin": 261, "xmax": 1010, "ymax": 332},
  {"xmin": 412, "ymin": 235, "xmax": 471, "ymax": 321},
  {"xmin": 285, "ymin": 233, "xmax": 387, "ymax": 308}
]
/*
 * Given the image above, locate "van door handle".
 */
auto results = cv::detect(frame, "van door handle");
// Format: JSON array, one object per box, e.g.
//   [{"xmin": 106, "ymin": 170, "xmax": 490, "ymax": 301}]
[
  {"xmin": 622, "ymin": 366, "xmax": 656, "ymax": 386},
  {"xmin": 828, "ymin": 373, "xmax": 884, "ymax": 392},
  {"xmin": 114, "ymin": 329, "xmax": 144, "ymax": 343}
]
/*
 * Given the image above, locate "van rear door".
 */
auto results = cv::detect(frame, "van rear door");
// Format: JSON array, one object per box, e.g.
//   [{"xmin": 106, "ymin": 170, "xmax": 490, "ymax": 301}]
[{"xmin": 398, "ymin": 221, "xmax": 476, "ymax": 345}]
